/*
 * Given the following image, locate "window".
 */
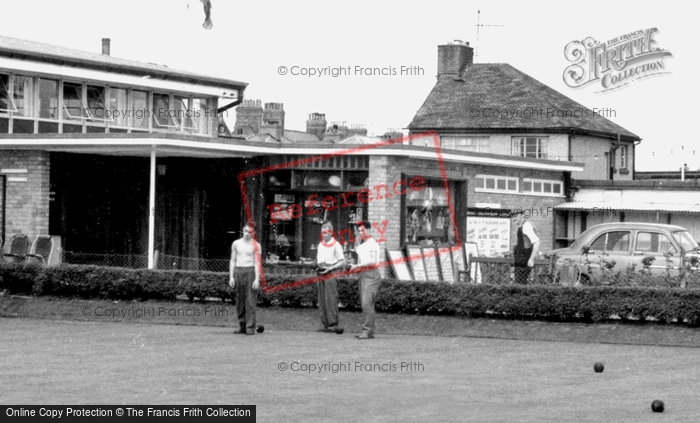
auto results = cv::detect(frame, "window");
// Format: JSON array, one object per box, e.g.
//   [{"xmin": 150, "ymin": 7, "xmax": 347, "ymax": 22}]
[
  {"xmin": 63, "ymin": 82, "xmax": 83, "ymax": 120},
  {"xmin": 132, "ymin": 90, "xmax": 149, "ymax": 130},
  {"xmin": 0, "ymin": 74, "xmax": 214, "ymax": 135},
  {"xmin": 441, "ymin": 136, "xmax": 489, "ymax": 153},
  {"xmin": 512, "ymin": 136, "xmax": 547, "ymax": 159},
  {"xmin": 12, "ymin": 75, "xmax": 34, "ymax": 117},
  {"xmin": 672, "ymin": 231, "xmax": 698, "ymax": 252},
  {"xmin": 191, "ymin": 98, "xmax": 209, "ymax": 135},
  {"xmin": 174, "ymin": 96, "xmax": 194, "ymax": 131},
  {"xmin": 590, "ymin": 231, "xmax": 630, "ymax": 252},
  {"xmin": 522, "ymin": 178, "xmax": 563, "ymax": 196},
  {"xmin": 38, "ymin": 79, "xmax": 58, "ymax": 120},
  {"xmin": 474, "ymin": 175, "xmax": 518, "ymax": 193},
  {"xmin": 619, "ymin": 145, "xmax": 628, "ymax": 169},
  {"xmin": 85, "ymin": 85, "xmax": 108, "ymax": 124},
  {"xmin": 108, "ymin": 88, "xmax": 129, "ymax": 128},
  {"xmin": 636, "ymin": 232, "xmax": 675, "ymax": 254},
  {"xmin": 405, "ymin": 180, "xmax": 454, "ymax": 244},
  {"xmin": 0, "ymin": 73, "xmax": 14, "ymax": 113},
  {"xmin": 152, "ymin": 93, "xmax": 180, "ymax": 129}
]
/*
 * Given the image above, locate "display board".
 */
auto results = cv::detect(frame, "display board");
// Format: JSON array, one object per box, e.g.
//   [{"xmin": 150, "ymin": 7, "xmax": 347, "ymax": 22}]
[
  {"xmin": 452, "ymin": 245, "xmax": 465, "ymax": 272},
  {"xmin": 386, "ymin": 249, "xmax": 412, "ymax": 281},
  {"xmin": 406, "ymin": 245, "xmax": 427, "ymax": 281},
  {"xmin": 466, "ymin": 216, "xmax": 511, "ymax": 257},
  {"xmin": 422, "ymin": 246, "xmax": 440, "ymax": 281},
  {"xmin": 464, "ymin": 242, "xmax": 481, "ymax": 283},
  {"xmin": 437, "ymin": 247, "xmax": 454, "ymax": 283}
]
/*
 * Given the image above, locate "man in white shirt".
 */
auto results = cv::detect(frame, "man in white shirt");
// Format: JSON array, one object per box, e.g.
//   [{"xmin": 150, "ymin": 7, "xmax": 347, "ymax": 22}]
[
  {"xmin": 229, "ymin": 224, "xmax": 262, "ymax": 335},
  {"xmin": 350, "ymin": 221, "xmax": 381, "ymax": 339},
  {"xmin": 512, "ymin": 210, "xmax": 540, "ymax": 284},
  {"xmin": 316, "ymin": 221, "xmax": 346, "ymax": 333}
]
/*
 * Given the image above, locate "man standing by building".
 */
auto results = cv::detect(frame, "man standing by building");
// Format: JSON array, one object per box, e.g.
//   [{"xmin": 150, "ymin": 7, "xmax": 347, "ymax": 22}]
[
  {"xmin": 316, "ymin": 221, "xmax": 346, "ymax": 334},
  {"xmin": 512, "ymin": 210, "xmax": 540, "ymax": 284},
  {"xmin": 230, "ymin": 224, "xmax": 261, "ymax": 335},
  {"xmin": 350, "ymin": 221, "xmax": 381, "ymax": 339}
]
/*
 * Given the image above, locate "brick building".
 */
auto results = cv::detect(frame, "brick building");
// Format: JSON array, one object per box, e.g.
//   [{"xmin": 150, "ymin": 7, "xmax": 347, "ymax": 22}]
[
  {"xmin": 407, "ymin": 40, "xmax": 641, "ymax": 253},
  {"xmin": 1, "ymin": 35, "xmax": 248, "ymax": 267}
]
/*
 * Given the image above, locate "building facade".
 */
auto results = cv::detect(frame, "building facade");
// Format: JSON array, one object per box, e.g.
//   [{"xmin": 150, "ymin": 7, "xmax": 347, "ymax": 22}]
[
  {"xmin": 407, "ymin": 41, "xmax": 641, "ymax": 254},
  {"xmin": 1, "ymin": 35, "xmax": 248, "ymax": 266}
]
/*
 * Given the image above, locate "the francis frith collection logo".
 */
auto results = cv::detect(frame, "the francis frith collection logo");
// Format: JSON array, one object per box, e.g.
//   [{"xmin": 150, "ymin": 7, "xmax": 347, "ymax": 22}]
[{"xmin": 563, "ymin": 28, "xmax": 672, "ymax": 92}]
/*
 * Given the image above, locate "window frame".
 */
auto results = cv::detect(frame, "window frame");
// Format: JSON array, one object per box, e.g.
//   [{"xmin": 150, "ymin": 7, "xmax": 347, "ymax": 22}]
[
  {"xmin": 441, "ymin": 136, "xmax": 489, "ymax": 153},
  {"xmin": 634, "ymin": 231, "xmax": 676, "ymax": 254},
  {"xmin": 512, "ymin": 136, "xmax": 548, "ymax": 159},
  {"xmin": 0, "ymin": 70, "xmax": 215, "ymax": 136},
  {"xmin": 619, "ymin": 145, "xmax": 628, "ymax": 169},
  {"xmin": 522, "ymin": 178, "xmax": 564, "ymax": 197},
  {"xmin": 474, "ymin": 174, "xmax": 519, "ymax": 194},
  {"xmin": 0, "ymin": 72, "xmax": 19, "ymax": 114},
  {"xmin": 590, "ymin": 231, "xmax": 632, "ymax": 253}
]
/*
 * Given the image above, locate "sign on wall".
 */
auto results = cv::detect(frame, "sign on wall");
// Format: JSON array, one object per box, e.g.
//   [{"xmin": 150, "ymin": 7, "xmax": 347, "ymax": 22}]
[{"xmin": 466, "ymin": 216, "xmax": 511, "ymax": 257}]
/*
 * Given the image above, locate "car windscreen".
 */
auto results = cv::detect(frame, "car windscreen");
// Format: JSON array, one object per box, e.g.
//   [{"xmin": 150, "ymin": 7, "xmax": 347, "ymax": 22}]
[{"xmin": 673, "ymin": 231, "xmax": 699, "ymax": 251}]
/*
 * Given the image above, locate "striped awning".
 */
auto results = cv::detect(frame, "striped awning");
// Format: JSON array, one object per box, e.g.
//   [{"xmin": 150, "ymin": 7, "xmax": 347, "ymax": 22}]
[{"xmin": 554, "ymin": 201, "xmax": 700, "ymax": 213}]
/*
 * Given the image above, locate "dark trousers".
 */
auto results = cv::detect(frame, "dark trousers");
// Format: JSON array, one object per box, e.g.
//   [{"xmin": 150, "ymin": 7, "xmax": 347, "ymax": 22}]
[
  {"xmin": 514, "ymin": 266, "xmax": 532, "ymax": 285},
  {"xmin": 360, "ymin": 269, "xmax": 382, "ymax": 335},
  {"xmin": 317, "ymin": 277, "xmax": 339, "ymax": 329},
  {"xmin": 235, "ymin": 267, "xmax": 257, "ymax": 332}
]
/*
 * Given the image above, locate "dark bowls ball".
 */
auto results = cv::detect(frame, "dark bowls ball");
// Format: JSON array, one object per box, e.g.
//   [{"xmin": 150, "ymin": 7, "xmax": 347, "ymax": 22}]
[{"xmin": 651, "ymin": 400, "xmax": 664, "ymax": 412}]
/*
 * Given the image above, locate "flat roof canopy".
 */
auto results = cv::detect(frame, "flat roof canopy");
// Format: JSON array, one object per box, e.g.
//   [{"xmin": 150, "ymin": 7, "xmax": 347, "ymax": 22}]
[{"xmin": 0, "ymin": 134, "xmax": 585, "ymax": 172}]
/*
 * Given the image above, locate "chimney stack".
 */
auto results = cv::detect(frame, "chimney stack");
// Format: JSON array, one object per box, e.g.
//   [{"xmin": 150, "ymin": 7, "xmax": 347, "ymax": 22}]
[
  {"xmin": 101, "ymin": 38, "xmax": 111, "ymax": 55},
  {"xmin": 382, "ymin": 128, "xmax": 404, "ymax": 141},
  {"xmin": 437, "ymin": 40, "xmax": 473, "ymax": 79},
  {"xmin": 234, "ymin": 99, "xmax": 263, "ymax": 136},
  {"xmin": 260, "ymin": 102, "xmax": 285, "ymax": 141},
  {"xmin": 348, "ymin": 124, "xmax": 368, "ymax": 137},
  {"xmin": 306, "ymin": 113, "xmax": 327, "ymax": 140}
]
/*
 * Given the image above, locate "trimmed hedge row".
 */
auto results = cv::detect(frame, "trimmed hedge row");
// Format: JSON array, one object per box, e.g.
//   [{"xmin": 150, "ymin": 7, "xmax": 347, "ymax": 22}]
[{"xmin": 2, "ymin": 263, "xmax": 700, "ymax": 325}]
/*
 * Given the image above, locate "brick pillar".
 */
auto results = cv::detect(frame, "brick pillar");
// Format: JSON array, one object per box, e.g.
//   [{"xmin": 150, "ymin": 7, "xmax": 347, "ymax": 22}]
[
  {"xmin": 366, "ymin": 156, "xmax": 403, "ymax": 277},
  {"xmin": 0, "ymin": 150, "xmax": 51, "ymax": 243}
]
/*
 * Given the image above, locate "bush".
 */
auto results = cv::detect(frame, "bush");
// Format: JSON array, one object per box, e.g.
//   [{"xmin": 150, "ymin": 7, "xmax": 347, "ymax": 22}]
[{"xmin": 3, "ymin": 263, "xmax": 700, "ymax": 325}]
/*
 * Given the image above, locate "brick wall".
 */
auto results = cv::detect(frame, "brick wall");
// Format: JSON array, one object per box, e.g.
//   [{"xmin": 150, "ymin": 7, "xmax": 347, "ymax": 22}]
[
  {"xmin": 365, "ymin": 156, "xmax": 567, "ymax": 261},
  {"xmin": 0, "ymin": 150, "xmax": 51, "ymax": 245}
]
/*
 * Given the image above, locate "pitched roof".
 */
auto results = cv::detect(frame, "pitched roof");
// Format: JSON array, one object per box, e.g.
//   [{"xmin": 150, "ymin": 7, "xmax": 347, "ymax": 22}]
[
  {"xmin": 408, "ymin": 64, "xmax": 640, "ymax": 140},
  {"xmin": 0, "ymin": 35, "xmax": 246, "ymax": 91},
  {"xmin": 282, "ymin": 129, "xmax": 322, "ymax": 144},
  {"xmin": 246, "ymin": 133, "xmax": 284, "ymax": 143},
  {"xmin": 336, "ymin": 134, "xmax": 383, "ymax": 144}
]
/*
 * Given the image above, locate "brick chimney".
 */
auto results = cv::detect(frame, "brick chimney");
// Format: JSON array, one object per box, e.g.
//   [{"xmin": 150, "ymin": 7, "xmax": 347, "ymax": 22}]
[
  {"xmin": 382, "ymin": 128, "xmax": 404, "ymax": 141},
  {"xmin": 101, "ymin": 38, "xmax": 111, "ymax": 55},
  {"xmin": 306, "ymin": 113, "xmax": 327, "ymax": 140},
  {"xmin": 260, "ymin": 102, "xmax": 285, "ymax": 141},
  {"xmin": 234, "ymin": 99, "xmax": 263, "ymax": 136},
  {"xmin": 348, "ymin": 124, "xmax": 368, "ymax": 137},
  {"xmin": 437, "ymin": 40, "xmax": 473, "ymax": 79}
]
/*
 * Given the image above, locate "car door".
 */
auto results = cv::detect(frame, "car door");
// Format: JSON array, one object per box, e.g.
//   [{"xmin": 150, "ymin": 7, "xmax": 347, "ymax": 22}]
[
  {"xmin": 584, "ymin": 230, "xmax": 631, "ymax": 277},
  {"xmin": 632, "ymin": 231, "xmax": 680, "ymax": 276}
]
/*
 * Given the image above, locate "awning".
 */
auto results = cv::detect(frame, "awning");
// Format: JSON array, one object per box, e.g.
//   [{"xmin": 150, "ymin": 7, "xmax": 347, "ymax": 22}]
[{"xmin": 554, "ymin": 201, "xmax": 700, "ymax": 213}]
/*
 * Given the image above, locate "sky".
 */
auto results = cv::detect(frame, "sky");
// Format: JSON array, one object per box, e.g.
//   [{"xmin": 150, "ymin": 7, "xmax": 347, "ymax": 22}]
[{"xmin": 1, "ymin": 0, "xmax": 696, "ymax": 171}]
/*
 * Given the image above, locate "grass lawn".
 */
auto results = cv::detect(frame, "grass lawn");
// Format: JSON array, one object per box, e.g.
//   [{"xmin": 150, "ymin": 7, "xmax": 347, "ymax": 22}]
[{"xmin": 2, "ymin": 295, "xmax": 700, "ymax": 422}]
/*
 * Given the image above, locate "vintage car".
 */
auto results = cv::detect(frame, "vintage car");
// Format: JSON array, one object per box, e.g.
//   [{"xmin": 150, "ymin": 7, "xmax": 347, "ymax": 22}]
[{"xmin": 547, "ymin": 222, "xmax": 700, "ymax": 281}]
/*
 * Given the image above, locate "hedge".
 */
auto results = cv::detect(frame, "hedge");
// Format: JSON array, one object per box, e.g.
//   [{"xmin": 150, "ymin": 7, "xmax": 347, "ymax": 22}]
[{"xmin": 2, "ymin": 263, "xmax": 700, "ymax": 325}]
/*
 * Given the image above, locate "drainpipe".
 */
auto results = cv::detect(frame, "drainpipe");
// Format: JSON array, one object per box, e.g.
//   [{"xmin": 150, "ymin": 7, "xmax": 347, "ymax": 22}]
[{"xmin": 217, "ymin": 90, "xmax": 244, "ymax": 114}]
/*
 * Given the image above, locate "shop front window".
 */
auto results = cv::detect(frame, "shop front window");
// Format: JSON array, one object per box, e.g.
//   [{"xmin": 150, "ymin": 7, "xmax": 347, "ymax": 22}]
[
  {"xmin": 405, "ymin": 180, "xmax": 454, "ymax": 245},
  {"xmin": 263, "ymin": 168, "xmax": 368, "ymax": 263}
]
